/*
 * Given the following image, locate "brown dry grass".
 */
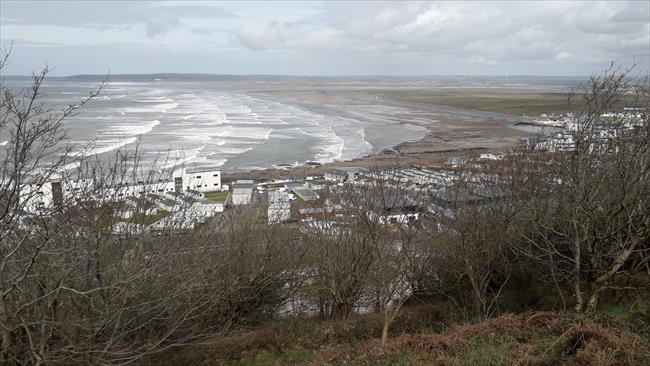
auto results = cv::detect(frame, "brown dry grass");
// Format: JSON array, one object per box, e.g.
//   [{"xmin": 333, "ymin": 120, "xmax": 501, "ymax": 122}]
[
  {"xmin": 562, "ymin": 321, "xmax": 649, "ymax": 366},
  {"xmin": 310, "ymin": 334, "xmax": 470, "ymax": 365},
  {"xmin": 140, "ymin": 306, "xmax": 650, "ymax": 366},
  {"xmin": 305, "ymin": 311, "xmax": 649, "ymax": 366}
]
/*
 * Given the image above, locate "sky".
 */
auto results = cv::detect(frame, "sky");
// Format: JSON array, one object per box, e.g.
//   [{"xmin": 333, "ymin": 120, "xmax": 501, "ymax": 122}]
[{"xmin": 1, "ymin": 0, "xmax": 648, "ymax": 76}]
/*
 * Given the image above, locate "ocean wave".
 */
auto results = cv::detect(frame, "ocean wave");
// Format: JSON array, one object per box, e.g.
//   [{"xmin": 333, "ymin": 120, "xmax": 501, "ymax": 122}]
[
  {"xmin": 122, "ymin": 102, "xmax": 178, "ymax": 113},
  {"xmin": 74, "ymin": 137, "xmax": 139, "ymax": 157},
  {"xmin": 168, "ymin": 129, "xmax": 213, "ymax": 144},
  {"xmin": 0, "ymin": 140, "xmax": 8, "ymax": 146},
  {"xmin": 135, "ymin": 98, "xmax": 175, "ymax": 103},
  {"xmin": 160, "ymin": 146, "xmax": 209, "ymax": 169},
  {"xmin": 314, "ymin": 126, "xmax": 345, "ymax": 163},
  {"xmin": 195, "ymin": 113, "xmax": 228, "ymax": 125},
  {"xmin": 173, "ymin": 126, "xmax": 273, "ymax": 142},
  {"xmin": 100, "ymin": 120, "xmax": 160, "ymax": 137},
  {"xmin": 31, "ymin": 81, "xmax": 425, "ymax": 170},
  {"xmin": 218, "ymin": 147, "xmax": 254, "ymax": 155}
]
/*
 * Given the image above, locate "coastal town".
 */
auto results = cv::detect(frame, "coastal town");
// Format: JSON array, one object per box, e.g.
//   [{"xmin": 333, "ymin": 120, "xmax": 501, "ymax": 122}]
[
  {"xmin": 3, "ymin": 0, "xmax": 649, "ymax": 363},
  {"xmin": 18, "ymin": 107, "xmax": 645, "ymax": 237}
]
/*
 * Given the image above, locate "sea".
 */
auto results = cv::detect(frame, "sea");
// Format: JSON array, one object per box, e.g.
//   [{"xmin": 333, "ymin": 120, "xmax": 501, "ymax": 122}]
[{"xmin": 1, "ymin": 77, "xmax": 425, "ymax": 172}]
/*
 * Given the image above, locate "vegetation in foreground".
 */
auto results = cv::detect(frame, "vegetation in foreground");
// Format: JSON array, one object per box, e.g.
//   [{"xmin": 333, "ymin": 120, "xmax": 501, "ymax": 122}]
[
  {"xmin": 144, "ymin": 301, "xmax": 650, "ymax": 366},
  {"xmin": 1, "ymin": 46, "xmax": 648, "ymax": 366}
]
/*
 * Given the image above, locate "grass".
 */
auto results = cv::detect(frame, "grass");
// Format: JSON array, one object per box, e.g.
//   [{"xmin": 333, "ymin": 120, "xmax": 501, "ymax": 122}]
[
  {"xmin": 599, "ymin": 303, "xmax": 633, "ymax": 319},
  {"xmin": 140, "ymin": 303, "xmax": 650, "ymax": 366},
  {"xmin": 128, "ymin": 210, "xmax": 171, "ymax": 225},
  {"xmin": 231, "ymin": 348, "xmax": 313, "ymax": 366},
  {"xmin": 347, "ymin": 351, "xmax": 416, "ymax": 366},
  {"xmin": 205, "ymin": 191, "xmax": 230, "ymax": 203},
  {"xmin": 456, "ymin": 336, "xmax": 515, "ymax": 366},
  {"xmin": 382, "ymin": 90, "xmax": 633, "ymax": 116}
]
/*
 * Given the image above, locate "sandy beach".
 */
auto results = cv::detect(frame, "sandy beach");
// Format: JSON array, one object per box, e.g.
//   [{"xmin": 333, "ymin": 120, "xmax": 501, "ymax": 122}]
[{"xmin": 222, "ymin": 88, "xmax": 536, "ymax": 181}]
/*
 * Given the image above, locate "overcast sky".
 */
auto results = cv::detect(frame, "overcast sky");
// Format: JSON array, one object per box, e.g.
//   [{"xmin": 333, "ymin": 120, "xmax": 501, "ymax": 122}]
[{"xmin": 1, "ymin": 1, "xmax": 648, "ymax": 76}]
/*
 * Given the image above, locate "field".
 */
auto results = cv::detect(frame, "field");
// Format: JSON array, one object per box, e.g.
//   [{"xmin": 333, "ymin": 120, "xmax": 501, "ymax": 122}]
[
  {"xmin": 205, "ymin": 191, "xmax": 230, "ymax": 203},
  {"xmin": 383, "ymin": 90, "xmax": 586, "ymax": 116},
  {"xmin": 127, "ymin": 210, "xmax": 172, "ymax": 225},
  {"xmin": 379, "ymin": 89, "xmax": 636, "ymax": 116}
]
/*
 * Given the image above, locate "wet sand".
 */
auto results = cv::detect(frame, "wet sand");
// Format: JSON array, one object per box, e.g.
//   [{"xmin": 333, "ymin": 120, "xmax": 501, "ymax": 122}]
[{"xmin": 222, "ymin": 89, "xmax": 535, "ymax": 181}]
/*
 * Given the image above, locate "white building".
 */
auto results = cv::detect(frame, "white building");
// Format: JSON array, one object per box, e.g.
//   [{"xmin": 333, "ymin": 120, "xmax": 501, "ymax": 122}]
[
  {"xmin": 268, "ymin": 190, "xmax": 291, "ymax": 224},
  {"xmin": 173, "ymin": 167, "xmax": 221, "ymax": 193},
  {"xmin": 149, "ymin": 201, "xmax": 222, "ymax": 232},
  {"xmin": 324, "ymin": 167, "xmax": 365, "ymax": 183},
  {"xmin": 324, "ymin": 170, "xmax": 348, "ymax": 183},
  {"xmin": 193, "ymin": 201, "xmax": 224, "ymax": 214},
  {"xmin": 231, "ymin": 180, "xmax": 255, "ymax": 205},
  {"xmin": 479, "ymin": 153, "xmax": 504, "ymax": 161},
  {"xmin": 305, "ymin": 180, "xmax": 328, "ymax": 190}
]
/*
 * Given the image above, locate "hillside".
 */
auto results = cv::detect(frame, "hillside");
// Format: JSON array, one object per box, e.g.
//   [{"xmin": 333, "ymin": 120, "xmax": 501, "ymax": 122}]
[{"xmin": 143, "ymin": 302, "xmax": 650, "ymax": 366}]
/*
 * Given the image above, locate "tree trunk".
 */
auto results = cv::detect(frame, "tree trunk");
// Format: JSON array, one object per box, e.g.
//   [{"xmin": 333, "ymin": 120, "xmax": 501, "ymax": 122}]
[
  {"xmin": 573, "ymin": 231, "xmax": 584, "ymax": 312},
  {"xmin": 586, "ymin": 284, "xmax": 600, "ymax": 312},
  {"xmin": 574, "ymin": 279, "xmax": 584, "ymax": 312},
  {"xmin": 331, "ymin": 301, "xmax": 352, "ymax": 319},
  {"xmin": 0, "ymin": 297, "xmax": 11, "ymax": 363},
  {"xmin": 381, "ymin": 310, "xmax": 390, "ymax": 345}
]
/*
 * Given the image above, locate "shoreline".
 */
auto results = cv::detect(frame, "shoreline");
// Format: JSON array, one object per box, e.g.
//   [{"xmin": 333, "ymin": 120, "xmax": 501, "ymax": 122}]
[{"xmin": 221, "ymin": 95, "xmax": 532, "ymax": 181}]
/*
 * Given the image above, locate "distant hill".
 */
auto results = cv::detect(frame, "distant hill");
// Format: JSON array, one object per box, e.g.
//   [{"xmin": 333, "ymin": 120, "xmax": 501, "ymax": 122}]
[{"xmin": 3, "ymin": 73, "xmax": 588, "ymax": 87}]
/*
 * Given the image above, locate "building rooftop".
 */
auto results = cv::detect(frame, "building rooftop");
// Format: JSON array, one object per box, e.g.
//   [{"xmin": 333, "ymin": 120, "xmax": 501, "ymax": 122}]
[
  {"xmin": 285, "ymin": 182, "xmax": 305, "ymax": 189},
  {"xmin": 326, "ymin": 170, "xmax": 348, "ymax": 176},
  {"xmin": 232, "ymin": 180, "xmax": 256, "ymax": 189},
  {"xmin": 292, "ymin": 187, "xmax": 319, "ymax": 201},
  {"xmin": 185, "ymin": 166, "xmax": 222, "ymax": 174}
]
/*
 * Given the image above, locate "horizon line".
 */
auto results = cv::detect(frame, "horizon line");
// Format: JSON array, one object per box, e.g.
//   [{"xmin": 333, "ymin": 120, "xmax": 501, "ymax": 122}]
[{"xmin": 3, "ymin": 72, "xmax": 592, "ymax": 79}]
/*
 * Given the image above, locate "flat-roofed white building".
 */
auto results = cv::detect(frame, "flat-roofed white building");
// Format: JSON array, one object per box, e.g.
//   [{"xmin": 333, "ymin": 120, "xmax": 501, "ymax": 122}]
[
  {"xmin": 173, "ymin": 167, "xmax": 221, "ymax": 193},
  {"xmin": 193, "ymin": 201, "xmax": 224, "ymax": 214},
  {"xmin": 231, "ymin": 180, "xmax": 255, "ymax": 205},
  {"xmin": 324, "ymin": 170, "xmax": 348, "ymax": 183}
]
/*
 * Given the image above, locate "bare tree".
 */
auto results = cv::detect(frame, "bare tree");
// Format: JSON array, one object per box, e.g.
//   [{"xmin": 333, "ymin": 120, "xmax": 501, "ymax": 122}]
[
  {"xmin": 0, "ymin": 51, "xmax": 293, "ymax": 365},
  {"xmin": 426, "ymin": 168, "xmax": 516, "ymax": 321},
  {"xmin": 300, "ymin": 165, "xmax": 434, "ymax": 344},
  {"xmin": 512, "ymin": 64, "xmax": 650, "ymax": 312},
  {"xmin": 0, "ymin": 46, "xmax": 106, "ymax": 363},
  {"xmin": 301, "ymin": 218, "xmax": 375, "ymax": 320}
]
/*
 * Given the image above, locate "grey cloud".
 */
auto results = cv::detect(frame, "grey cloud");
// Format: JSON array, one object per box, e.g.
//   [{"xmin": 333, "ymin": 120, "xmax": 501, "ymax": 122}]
[
  {"xmin": 599, "ymin": 33, "xmax": 650, "ymax": 55},
  {"xmin": 164, "ymin": 5, "xmax": 234, "ymax": 19},
  {"xmin": 146, "ymin": 18, "xmax": 180, "ymax": 37},
  {"xmin": 1, "ymin": 1, "xmax": 234, "ymax": 27},
  {"xmin": 235, "ymin": 1, "xmax": 648, "ymax": 69},
  {"xmin": 2, "ymin": 1, "xmax": 648, "ymax": 76},
  {"xmin": 191, "ymin": 28, "xmax": 213, "ymax": 35},
  {"xmin": 609, "ymin": 2, "xmax": 650, "ymax": 23},
  {"xmin": 1, "ymin": 1, "xmax": 236, "ymax": 40}
]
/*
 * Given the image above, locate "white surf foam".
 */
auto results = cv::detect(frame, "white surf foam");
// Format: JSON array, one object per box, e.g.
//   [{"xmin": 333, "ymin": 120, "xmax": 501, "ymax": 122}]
[
  {"xmin": 218, "ymin": 147, "xmax": 254, "ymax": 155},
  {"xmin": 76, "ymin": 137, "xmax": 139, "ymax": 157},
  {"xmin": 122, "ymin": 102, "xmax": 178, "ymax": 113},
  {"xmin": 314, "ymin": 126, "xmax": 345, "ymax": 163},
  {"xmin": 135, "ymin": 97, "xmax": 175, "ymax": 103},
  {"xmin": 160, "ymin": 145, "xmax": 209, "ymax": 169},
  {"xmin": 100, "ymin": 119, "xmax": 160, "ymax": 137}
]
